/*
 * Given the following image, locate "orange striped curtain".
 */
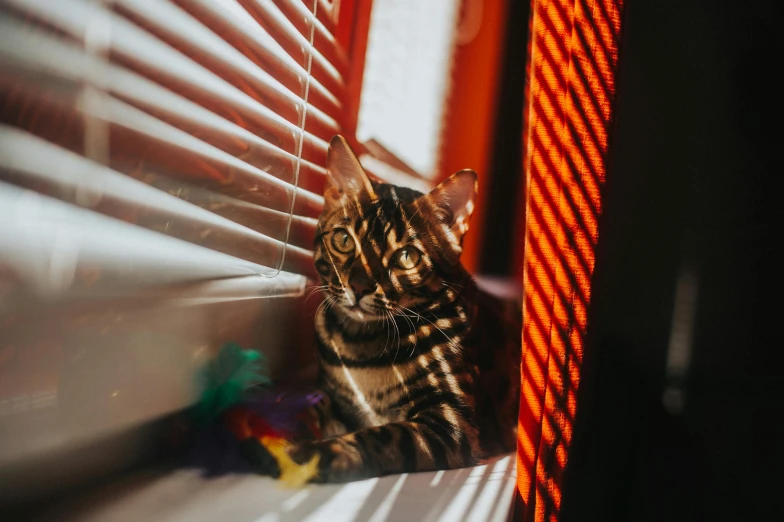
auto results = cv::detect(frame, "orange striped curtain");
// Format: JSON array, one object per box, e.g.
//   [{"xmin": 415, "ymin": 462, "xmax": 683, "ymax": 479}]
[{"xmin": 516, "ymin": 0, "xmax": 625, "ymax": 521}]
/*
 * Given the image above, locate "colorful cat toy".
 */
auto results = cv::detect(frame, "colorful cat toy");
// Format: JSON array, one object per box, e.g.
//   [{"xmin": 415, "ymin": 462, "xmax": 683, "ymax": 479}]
[{"xmin": 186, "ymin": 342, "xmax": 320, "ymax": 487}]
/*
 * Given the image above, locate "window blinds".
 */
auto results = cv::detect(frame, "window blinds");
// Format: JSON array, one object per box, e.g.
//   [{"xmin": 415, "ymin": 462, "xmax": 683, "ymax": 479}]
[{"xmin": 0, "ymin": 0, "xmax": 347, "ymax": 304}]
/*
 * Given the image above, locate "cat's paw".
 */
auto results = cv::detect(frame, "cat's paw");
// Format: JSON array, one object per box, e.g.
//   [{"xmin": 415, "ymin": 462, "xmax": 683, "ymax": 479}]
[
  {"xmin": 238, "ymin": 438, "xmax": 281, "ymax": 478},
  {"xmin": 288, "ymin": 438, "xmax": 367, "ymax": 483}
]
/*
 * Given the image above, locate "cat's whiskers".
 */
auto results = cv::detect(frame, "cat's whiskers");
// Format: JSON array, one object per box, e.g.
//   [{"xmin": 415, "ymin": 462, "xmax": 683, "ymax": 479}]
[
  {"xmin": 397, "ymin": 304, "xmax": 461, "ymax": 352},
  {"xmin": 392, "ymin": 305, "xmax": 418, "ymax": 357},
  {"xmin": 304, "ymin": 284, "xmax": 329, "ymax": 303},
  {"xmin": 315, "ymin": 294, "xmax": 336, "ymax": 317},
  {"xmin": 393, "ymin": 306, "xmax": 416, "ymax": 336},
  {"xmin": 440, "ymin": 281, "xmax": 470, "ymax": 306},
  {"xmin": 314, "ymin": 296, "xmax": 328, "ymax": 316},
  {"xmin": 377, "ymin": 310, "xmax": 393, "ymax": 359},
  {"xmin": 390, "ymin": 309, "xmax": 402, "ymax": 364},
  {"xmin": 384, "ymin": 310, "xmax": 393, "ymax": 356}
]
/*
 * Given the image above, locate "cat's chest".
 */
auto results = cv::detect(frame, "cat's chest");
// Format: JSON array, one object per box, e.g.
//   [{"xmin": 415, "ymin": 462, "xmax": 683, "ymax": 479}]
[{"xmin": 322, "ymin": 363, "xmax": 414, "ymax": 426}]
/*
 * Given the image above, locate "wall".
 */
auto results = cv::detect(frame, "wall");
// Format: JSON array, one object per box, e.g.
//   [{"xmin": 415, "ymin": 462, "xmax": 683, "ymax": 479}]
[{"xmin": 0, "ymin": 279, "xmax": 315, "ymax": 506}]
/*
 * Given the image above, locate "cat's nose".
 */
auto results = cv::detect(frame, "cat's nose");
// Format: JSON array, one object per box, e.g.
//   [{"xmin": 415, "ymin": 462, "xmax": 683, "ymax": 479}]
[
  {"xmin": 349, "ymin": 263, "xmax": 374, "ymax": 298},
  {"xmin": 351, "ymin": 279, "xmax": 374, "ymax": 299}
]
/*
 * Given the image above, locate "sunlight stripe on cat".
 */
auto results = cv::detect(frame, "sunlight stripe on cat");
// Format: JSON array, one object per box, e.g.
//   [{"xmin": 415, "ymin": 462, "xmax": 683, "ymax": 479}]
[
  {"xmin": 433, "ymin": 346, "xmax": 462, "ymax": 396},
  {"xmin": 413, "ymin": 431, "xmax": 434, "ymax": 463},
  {"xmin": 440, "ymin": 404, "xmax": 462, "ymax": 441},
  {"xmin": 392, "ymin": 367, "xmax": 413, "ymax": 400},
  {"xmin": 388, "ymin": 271, "xmax": 404, "ymax": 293},
  {"xmin": 331, "ymin": 340, "xmax": 383, "ymax": 426},
  {"xmin": 435, "ymin": 318, "xmax": 454, "ymax": 329}
]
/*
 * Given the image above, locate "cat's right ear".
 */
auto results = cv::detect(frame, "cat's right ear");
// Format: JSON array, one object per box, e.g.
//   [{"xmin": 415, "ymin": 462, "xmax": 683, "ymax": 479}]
[
  {"xmin": 418, "ymin": 169, "xmax": 478, "ymax": 252},
  {"xmin": 324, "ymin": 135, "xmax": 375, "ymax": 211}
]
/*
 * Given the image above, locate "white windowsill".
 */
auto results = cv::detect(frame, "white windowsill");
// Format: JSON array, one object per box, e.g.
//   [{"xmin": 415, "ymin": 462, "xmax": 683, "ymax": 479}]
[{"xmin": 37, "ymin": 454, "xmax": 516, "ymax": 522}]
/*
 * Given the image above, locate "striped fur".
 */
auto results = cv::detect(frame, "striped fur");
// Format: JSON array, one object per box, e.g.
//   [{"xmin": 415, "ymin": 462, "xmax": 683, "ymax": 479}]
[{"xmin": 290, "ymin": 136, "xmax": 520, "ymax": 482}]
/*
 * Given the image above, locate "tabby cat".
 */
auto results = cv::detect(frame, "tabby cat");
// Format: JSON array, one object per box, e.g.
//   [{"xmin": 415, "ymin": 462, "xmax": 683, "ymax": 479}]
[{"xmin": 289, "ymin": 136, "xmax": 521, "ymax": 482}]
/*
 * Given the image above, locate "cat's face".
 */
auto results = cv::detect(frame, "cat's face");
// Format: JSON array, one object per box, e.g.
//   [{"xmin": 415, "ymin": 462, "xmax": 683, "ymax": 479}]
[{"xmin": 314, "ymin": 136, "xmax": 477, "ymax": 320}]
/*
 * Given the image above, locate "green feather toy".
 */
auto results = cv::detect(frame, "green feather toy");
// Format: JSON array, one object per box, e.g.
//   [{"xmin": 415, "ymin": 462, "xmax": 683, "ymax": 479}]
[{"xmin": 193, "ymin": 342, "xmax": 271, "ymax": 426}]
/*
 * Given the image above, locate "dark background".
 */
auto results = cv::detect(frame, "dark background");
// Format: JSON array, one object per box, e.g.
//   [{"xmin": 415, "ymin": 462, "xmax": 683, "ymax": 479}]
[
  {"xmin": 479, "ymin": 0, "xmax": 529, "ymax": 276},
  {"xmin": 560, "ymin": 0, "xmax": 779, "ymax": 521}
]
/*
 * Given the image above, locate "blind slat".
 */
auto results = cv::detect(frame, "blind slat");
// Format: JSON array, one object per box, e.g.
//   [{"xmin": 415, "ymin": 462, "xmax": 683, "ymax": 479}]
[
  {"xmin": 0, "ymin": 127, "xmax": 316, "ymax": 276},
  {"xmin": 0, "ymin": 182, "xmax": 306, "ymax": 303},
  {"xmin": 0, "ymin": 21, "xmax": 328, "ymax": 196},
  {"xmin": 359, "ymin": 154, "xmax": 434, "ymax": 195},
  {"xmin": 272, "ymin": 0, "xmax": 349, "ymax": 78},
  {"xmin": 302, "ymin": 0, "xmax": 338, "ymax": 36},
  {"xmin": 175, "ymin": 0, "xmax": 343, "ymax": 122},
  {"xmin": 0, "ymin": 63, "xmax": 323, "ymax": 225},
  {"xmin": 0, "ymin": 78, "xmax": 323, "ymax": 220},
  {"xmin": 238, "ymin": 0, "xmax": 345, "ymax": 100},
  {"xmin": 1, "ymin": 0, "xmax": 339, "ymax": 284},
  {"xmin": 2, "ymin": 0, "xmax": 329, "ymax": 166},
  {"xmin": 113, "ymin": 0, "xmax": 341, "ymax": 143}
]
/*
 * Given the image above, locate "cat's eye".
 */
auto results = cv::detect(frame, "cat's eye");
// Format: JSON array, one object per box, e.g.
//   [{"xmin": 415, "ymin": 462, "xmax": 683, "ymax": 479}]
[
  {"xmin": 391, "ymin": 246, "xmax": 422, "ymax": 270},
  {"xmin": 331, "ymin": 228, "xmax": 355, "ymax": 254}
]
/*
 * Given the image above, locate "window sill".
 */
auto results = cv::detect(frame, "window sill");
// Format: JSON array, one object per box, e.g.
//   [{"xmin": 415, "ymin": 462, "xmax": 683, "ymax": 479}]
[{"xmin": 35, "ymin": 454, "xmax": 516, "ymax": 522}]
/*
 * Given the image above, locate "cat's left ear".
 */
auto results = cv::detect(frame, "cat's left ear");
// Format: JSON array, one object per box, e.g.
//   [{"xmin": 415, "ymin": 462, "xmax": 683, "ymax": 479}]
[
  {"xmin": 419, "ymin": 169, "xmax": 478, "ymax": 252},
  {"xmin": 324, "ymin": 135, "xmax": 376, "ymax": 211}
]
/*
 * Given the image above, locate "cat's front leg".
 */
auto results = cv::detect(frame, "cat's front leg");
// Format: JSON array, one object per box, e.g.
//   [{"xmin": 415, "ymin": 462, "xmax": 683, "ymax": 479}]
[
  {"xmin": 237, "ymin": 390, "xmax": 348, "ymax": 477},
  {"xmin": 289, "ymin": 408, "xmax": 481, "ymax": 482},
  {"xmin": 299, "ymin": 388, "xmax": 349, "ymax": 441}
]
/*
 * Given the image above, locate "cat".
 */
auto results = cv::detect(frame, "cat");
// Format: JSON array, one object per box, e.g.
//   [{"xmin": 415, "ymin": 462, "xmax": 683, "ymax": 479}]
[{"xmin": 288, "ymin": 135, "xmax": 521, "ymax": 482}]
